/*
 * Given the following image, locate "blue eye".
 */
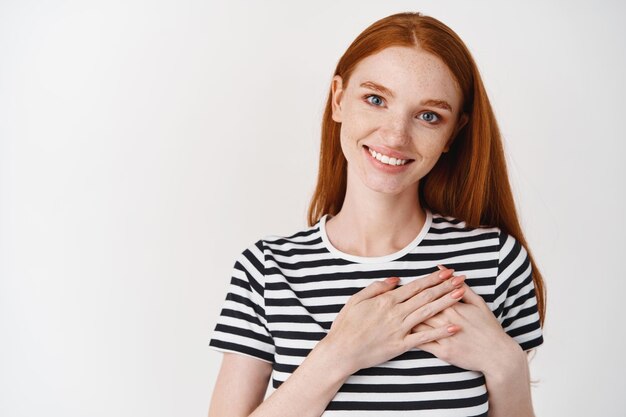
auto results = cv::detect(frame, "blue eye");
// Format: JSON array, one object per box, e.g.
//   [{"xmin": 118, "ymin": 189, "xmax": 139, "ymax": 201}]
[
  {"xmin": 419, "ymin": 112, "xmax": 440, "ymax": 123},
  {"xmin": 365, "ymin": 94, "xmax": 385, "ymax": 107}
]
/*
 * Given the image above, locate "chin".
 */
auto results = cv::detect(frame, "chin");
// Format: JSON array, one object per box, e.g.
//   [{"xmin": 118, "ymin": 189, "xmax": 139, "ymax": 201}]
[{"xmin": 364, "ymin": 180, "xmax": 415, "ymax": 196}]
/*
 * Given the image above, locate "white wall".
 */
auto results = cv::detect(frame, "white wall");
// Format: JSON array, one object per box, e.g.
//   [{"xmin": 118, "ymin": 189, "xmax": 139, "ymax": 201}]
[{"xmin": 1, "ymin": 0, "xmax": 625, "ymax": 416}]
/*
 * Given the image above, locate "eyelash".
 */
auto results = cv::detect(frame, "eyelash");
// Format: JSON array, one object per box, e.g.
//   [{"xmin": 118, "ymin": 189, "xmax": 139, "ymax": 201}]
[
  {"xmin": 363, "ymin": 94, "xmax": 442, "ymax": 124},
  {"xmin": 364, "ymin": 94, "xmax": 386, "ymax": 107}
]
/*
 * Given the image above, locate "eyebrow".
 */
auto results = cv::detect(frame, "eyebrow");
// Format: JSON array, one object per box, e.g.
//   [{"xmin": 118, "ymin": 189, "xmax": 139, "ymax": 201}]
[
  {"xmin": 360, "ymin": 81, "xmax": 395, "ymax": 98},
  {"xmin": 421, "ymin": 99, "xmax": 452, "ymax": 112},
  {"xmin": 359, "ymin": 81, "xmax": 453, "ymax": 112}
]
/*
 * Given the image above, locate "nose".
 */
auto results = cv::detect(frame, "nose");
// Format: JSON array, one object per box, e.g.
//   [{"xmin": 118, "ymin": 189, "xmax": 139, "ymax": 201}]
[{"xmin": 380, "ymin": 112, "xmax": 412, "ymax": 145}]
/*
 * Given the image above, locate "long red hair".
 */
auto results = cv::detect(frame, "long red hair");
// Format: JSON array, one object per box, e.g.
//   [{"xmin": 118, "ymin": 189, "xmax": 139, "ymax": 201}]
[{"xmin": 306, "ymin": 12, "xmax": 546, "ymax": 325}]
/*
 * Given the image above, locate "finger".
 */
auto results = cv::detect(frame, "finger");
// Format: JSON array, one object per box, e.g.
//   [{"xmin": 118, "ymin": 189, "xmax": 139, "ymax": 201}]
[
  {"xmin": 391, "ymin": 268, "xmax": 455, "ymax": 302},
  {"xmin": 420, "ymin": 313, "xmax": 449, "ymax": 329},
  {"xmin": 459, "ymin": 283, "xmax": 486, "ymax": 306},
  {"xmin": 404, "ymin": 323, "xmax": 460, "ymax": 348},
  {"xmin": 349, "ymin": 277, "xmax": 400, "ymax": 304},
  {"xmin": 403, "ymin": 286, "xmax": 466, "ymax": 331},
  {"xmin": 415, "ymin": 340, "xmax": 442, "ymax": 356},
  {"xmin": 411, "ymin": 322, "xmax": 434, "ymax": 333},
  {"xmin": 398, "ymin": 274, "xmax": 466, "ymax": 316}
]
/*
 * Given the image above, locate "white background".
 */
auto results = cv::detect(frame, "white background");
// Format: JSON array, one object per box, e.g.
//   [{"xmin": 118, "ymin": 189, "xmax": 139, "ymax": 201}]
[{"xmin": 1, "ymin": 0, "xmax": 625, "ymax": 416}]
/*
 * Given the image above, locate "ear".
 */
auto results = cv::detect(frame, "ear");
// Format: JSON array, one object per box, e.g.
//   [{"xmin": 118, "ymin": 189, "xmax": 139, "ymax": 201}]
[
  {"xmin": 443, "ymin": 112, "xmax": 468, "ymax": 153},
  {"xmin": 330, "ymin": 75, "xmax": 344, "ymax": 123}
]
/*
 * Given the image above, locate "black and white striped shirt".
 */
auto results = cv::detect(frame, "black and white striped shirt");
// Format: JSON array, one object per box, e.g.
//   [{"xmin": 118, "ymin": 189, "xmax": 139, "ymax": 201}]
[{"xmin": 209, "ymin": 210, "xmax": 543, "ymax": 416}]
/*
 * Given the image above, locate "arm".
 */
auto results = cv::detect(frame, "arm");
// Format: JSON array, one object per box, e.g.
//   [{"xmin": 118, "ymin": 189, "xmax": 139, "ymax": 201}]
[
  {"xmin": 208, "ymin": 353, "xmax": 273, "ymax": 417},
  {"xmin": 414, "ymin": 283, "xmax": 538, "ymax": 417},
  {"xmin": 482, "ymin": 343, "xmax": 535, "ymax": 417},
  {"xmin": 210, "ymin": 270, "xmax": 468, "ymax": 417},
  {"xmin": 415, "ymin": 232, "xmax": 543, "ymax": 416},
  {"xmin": 248, "ymin": 338, "xmax": 351, "ymax": 417},
  {"xmin": 208, "ymin": 342, "xmax": 351, "ymax": 417}
]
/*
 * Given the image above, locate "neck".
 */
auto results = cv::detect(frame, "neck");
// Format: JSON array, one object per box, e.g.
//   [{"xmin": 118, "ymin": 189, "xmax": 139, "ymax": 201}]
[{"xmin": 325, "ymin": 178, "xmax": 427, "ymax": 258}]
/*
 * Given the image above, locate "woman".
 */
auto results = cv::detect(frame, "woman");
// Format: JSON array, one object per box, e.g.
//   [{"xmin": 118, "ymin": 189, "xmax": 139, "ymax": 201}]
[{"xmin": 208, "ymin": 11, "xmax": 545, "ymax": 417}]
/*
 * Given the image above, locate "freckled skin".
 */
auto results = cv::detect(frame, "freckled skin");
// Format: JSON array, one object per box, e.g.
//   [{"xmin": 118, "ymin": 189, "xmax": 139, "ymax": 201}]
[{"xmin": 330, "ymin": 46, "xmax": 467, "ymax": 196}]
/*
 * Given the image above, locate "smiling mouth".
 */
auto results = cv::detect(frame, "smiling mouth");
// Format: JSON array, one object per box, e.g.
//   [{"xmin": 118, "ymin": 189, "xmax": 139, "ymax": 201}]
[{"xmin": 364, "ymin": 145, "xmax": 414, "ymax": 166}]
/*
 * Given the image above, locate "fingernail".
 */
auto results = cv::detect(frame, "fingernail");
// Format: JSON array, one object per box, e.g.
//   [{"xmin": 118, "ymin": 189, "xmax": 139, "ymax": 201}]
[
  {"xmin": 438, "ymin": 268, "xmax": 454, "ymax": 280},
  {"xmin": 437, "ymin": 264, "xmax": 446, "ymax": 270},
  {"xmin": 450, "ymin": 288, "xmax": 464, "ymax": 299},
  {"xmin": 447, "ymin": 325, "xmax": 460, "ymax": 334},
  {"xmin": 387, "ymin": 276, "xmax": 400, "ymax": 284},
  {"xmin": 451, "ymin": 275, "xmax": 465, "ymax": 287}
]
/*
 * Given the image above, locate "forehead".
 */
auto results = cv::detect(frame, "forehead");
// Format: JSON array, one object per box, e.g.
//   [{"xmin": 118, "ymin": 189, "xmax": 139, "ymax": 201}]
[{"xmin": 348, "ymin": 46, "xmax": 462, "ymax": 108}]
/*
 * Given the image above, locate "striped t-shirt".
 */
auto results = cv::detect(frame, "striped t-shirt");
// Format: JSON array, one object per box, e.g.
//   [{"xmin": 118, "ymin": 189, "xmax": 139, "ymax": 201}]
[{"xmin": 209, "ymin": 210, "xmax": 544, "ymax": 416}]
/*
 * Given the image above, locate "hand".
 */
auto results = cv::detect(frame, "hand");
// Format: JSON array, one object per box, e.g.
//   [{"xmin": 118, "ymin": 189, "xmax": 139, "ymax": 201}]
[
  {"xmin": 321, "ymin": 268, "xmax": 467, "ymax": 377},
  {"xmin": 412, "ymin": 276, "xmax": 522, "ymax": 377}
]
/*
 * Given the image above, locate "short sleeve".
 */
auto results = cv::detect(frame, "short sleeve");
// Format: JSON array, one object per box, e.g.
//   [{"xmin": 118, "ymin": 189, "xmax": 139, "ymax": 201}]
[
  {"xmin": 493, "ymin": 232, "xmax": 544, "ymax": 351},
  {"xmin": 208, "ymin": 239, "xmax": 275, "ymax": 363}
]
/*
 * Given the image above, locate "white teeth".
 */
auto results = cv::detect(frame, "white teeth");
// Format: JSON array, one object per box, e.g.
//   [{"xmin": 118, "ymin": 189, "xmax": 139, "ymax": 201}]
[{"xmin": 368, "ymin": 147, "xmax": 409, "ymax": 166}]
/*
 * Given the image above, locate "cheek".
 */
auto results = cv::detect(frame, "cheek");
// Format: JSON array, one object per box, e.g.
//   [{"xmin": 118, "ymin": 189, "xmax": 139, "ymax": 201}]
[
  {"xmin": 414, "ymin": 127, "xmax": 456, "ymax": 156},
  {"xmin": 338, "ymin": 124, "xmax": 351, "ymax": 150},
  {"xmin": 343, "ymin": 101, "xmax": 380, "ymax": 130},
  {"xmin": 415, "ymin": 138, "xmax": 447, "ymax": 159},
  {"xmin": 339, "ymin": 114, "xmax": 373, "ymax": 146},
  {"xmin": 338, "ymin": 124, "xmax": 358, "ymax": 161}
]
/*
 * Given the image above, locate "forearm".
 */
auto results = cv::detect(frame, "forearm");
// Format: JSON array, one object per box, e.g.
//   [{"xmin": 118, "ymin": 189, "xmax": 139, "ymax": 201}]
[
  {"xmin": 249, "ymin": 338, "xmax": 350, "ymax": 417},
  {"xmin": 484, "ymin": 344, "xmax": 535, "ymax": 417}
]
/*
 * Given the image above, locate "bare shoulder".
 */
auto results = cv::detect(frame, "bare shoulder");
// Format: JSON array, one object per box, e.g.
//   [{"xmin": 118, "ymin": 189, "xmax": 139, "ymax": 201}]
[{"xmin": 208, "ymin": 353, "xmax": 273, "ymax": 417}]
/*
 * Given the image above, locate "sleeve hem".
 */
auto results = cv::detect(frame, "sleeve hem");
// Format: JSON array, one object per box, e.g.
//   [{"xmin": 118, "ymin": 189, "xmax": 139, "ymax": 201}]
[
  {"xmin": 208, "ymin": 343, "xmax": 274, "ymax": 364},
  {"xmin": 519, "ymin": 335, "xmax": 544, "ymax": 352}
]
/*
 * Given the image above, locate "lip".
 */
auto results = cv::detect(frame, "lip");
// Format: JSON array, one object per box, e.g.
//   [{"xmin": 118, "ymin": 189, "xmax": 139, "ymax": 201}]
[
  {"xmin": 365, "ymin": 144, "xmax": 414, "ymax": 161},
  {"xmin": 363, "ymin": 145, "xmax": 413, "ymax": 172}
]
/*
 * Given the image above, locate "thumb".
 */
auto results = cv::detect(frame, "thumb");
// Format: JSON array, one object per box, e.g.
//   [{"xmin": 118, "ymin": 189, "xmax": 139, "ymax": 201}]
[{"xmin": 350, "ymin": 277, "xmax": 400, "ymax": 304}]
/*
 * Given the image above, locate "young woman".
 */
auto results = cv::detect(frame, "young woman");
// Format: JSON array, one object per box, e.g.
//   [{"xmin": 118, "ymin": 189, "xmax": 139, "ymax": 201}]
[{"xmin": 208, "ymin": 11, "xmax": 545, "ymax": 417}]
